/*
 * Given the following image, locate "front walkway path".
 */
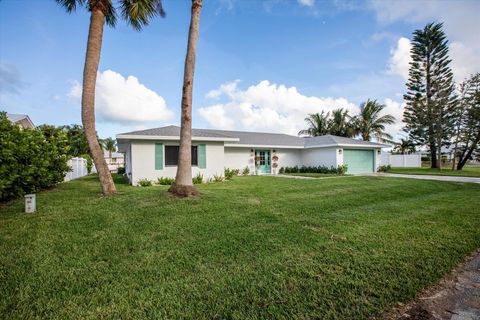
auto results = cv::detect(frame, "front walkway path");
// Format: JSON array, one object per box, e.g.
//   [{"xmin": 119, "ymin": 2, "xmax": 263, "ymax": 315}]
[{"xmin": 370, "ymin": 173, "xmax": 480, "ymax": 184}]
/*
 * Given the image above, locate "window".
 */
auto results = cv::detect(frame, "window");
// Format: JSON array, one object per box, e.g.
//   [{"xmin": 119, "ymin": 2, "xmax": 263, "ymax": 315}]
[{"xmin": 165, "ymin": 145, "xmax": 198, "ymax": 166}]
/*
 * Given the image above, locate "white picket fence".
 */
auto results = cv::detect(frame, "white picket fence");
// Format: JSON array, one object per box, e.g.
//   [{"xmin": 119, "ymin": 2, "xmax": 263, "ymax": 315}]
[
  {"xmin": 380, "ymin": 153, "xmax": 421, "ymax": 168},
  {"xmin": 64, "ymin": 157, "xmax": 89, "ymax": 182}
]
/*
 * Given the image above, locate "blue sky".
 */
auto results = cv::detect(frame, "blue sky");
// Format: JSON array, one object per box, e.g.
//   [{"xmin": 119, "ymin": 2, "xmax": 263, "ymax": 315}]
[{"xmin": 1, "ymin": 0, "xmax": 479, "ymax": 139}]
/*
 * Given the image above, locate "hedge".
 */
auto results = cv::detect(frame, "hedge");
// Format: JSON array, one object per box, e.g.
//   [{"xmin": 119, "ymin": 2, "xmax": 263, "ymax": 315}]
[{"xmin": 0, "ymin": 112, "xmax": 70, "ymax": 201}]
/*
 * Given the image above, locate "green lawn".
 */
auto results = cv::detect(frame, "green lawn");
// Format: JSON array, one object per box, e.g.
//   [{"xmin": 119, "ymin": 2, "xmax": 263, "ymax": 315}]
[
  {"xmin": 281, "ymin": 173, "xmax": 348, "ymax": 178},
  {"xmin": 1, "ymin": 175, "xmax": 479, "ymax": 319},
  {"xmin": 388, "ymin": 165, "xmax": 480, "ymax": 177}
]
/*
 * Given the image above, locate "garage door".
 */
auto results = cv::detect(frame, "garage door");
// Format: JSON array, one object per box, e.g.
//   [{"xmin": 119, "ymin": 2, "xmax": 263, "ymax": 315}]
[{"xmin": 343, "ymin": 149, "xmax": 374, "ymax": 174}]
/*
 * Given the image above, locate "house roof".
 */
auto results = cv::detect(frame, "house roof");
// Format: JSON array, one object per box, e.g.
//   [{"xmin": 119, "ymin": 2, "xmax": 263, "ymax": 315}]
[
  {"xmin": 117, "ymin": 125, "xmax": 240, "ymax": 142},
  {"xmin": 6, "ymin": 113, "xmax": 35, "ymax": 128},
  {"xmin": 303, "ymin": 135, "xmax": 388, "ymax": 148},
  {"xmin": 117, "ymin": 125, "xmax": 390, "ymax": 148}
]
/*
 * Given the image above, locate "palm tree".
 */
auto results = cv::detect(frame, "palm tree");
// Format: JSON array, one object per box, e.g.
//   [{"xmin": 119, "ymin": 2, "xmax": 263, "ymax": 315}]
[
  {"xmin": 329, "ymin": 108, "xmax": 356, "ymax": 137},
  {"xmin": 169, "ymin": 0, "xmax": 202, "ymax": 197},
  {"xmin": 394, "ymin": 138, "xmax": 416, "ymax": 154},
  {"xmin": 354, "ymin": 99, "xmax": 395, "ymax": 142},
  {"xmin": 298, "ymin": 111, "xmax": 330, "ymax": 136},
  {"xmin": 101, "ymin": 137, "xmax": 117, "ymax": 160},
  {"xmin": 56, "ymin": 0, "xmax": 165, "ymax": 195}
]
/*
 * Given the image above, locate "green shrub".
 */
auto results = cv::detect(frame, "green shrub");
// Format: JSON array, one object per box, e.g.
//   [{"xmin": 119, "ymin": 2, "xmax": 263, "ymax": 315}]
[
  {"xmin": 279, "ymin": 165, "xmax": 347, "ymax": 175},
  {"xmin": 0, "ymin": 114, "xmax": 70, "ymax": 201},
  {"xmin": 138, "ymin": 178, "xmax": 153, "ymax": 187},
  {"xmin": 117, "ymin": 167, "xmax": 125, "ymax": 174},
  {"xmin": 192, "ymin": 173, "xmax": 203, "ymax": 184},
  {"xmin": 242, "ymin": 166, "xmax": 250, "ymax": 176},
  {"xmin": 157, "ymin": 177, "xmax": 175, "ymax": 185},
  {"xmin": 224, "ymin": 168, "xmax": 239, "ymax": 180},
  {"xmin": 337, "ymin": 165, "xmax": 348, "ymax": 174},
  {"xmin": 378, "ymin": 165, "xmax": 391, "ymax": 172},
  {"xmin": 213, "ymin": 174, "xmax": 224, "ymax": 182}
]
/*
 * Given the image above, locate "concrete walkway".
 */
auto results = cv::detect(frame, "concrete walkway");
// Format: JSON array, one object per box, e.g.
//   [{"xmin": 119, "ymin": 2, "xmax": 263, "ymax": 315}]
[{"xmin": 371, "ymin": 173, "xmax": 480, "ymax": 184}]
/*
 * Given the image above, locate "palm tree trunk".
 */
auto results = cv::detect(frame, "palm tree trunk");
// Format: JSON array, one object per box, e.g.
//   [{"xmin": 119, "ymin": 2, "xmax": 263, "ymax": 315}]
[
  {"xmin": 82, "ymin": 9, "xmax": 116, "ymax": 195},
  {"xmin": 169, "ymin": 0, "xmax": 202, "ymax": 197}
]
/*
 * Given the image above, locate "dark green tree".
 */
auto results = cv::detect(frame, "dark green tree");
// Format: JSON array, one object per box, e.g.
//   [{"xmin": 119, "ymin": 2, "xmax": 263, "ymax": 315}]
[
  {"xmin": 403, "ymin": 22, "xmax": 457, "ymax": 169},
  {"xmin": 394, "ymin": 138, "xmax": 416, "ymax": 154},
  {"xmin": 329, "ymin": 109, "xmax": 356, "ymax": 137},
  {"xmin": 354, "ymin": 99, "xmax": 395, "ymax": 142},
  {"xmin": 453, "ymin": 73, "xmax": 480, "ymax": 170},
  {"xmin": 298, "ymin": 111, "xmax": 331, "ymax": 136}
]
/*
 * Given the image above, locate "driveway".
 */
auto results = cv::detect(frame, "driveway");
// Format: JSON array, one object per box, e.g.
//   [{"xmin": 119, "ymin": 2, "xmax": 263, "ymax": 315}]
[{"xmin": 372, "ymin": 173, "xmax": 480, "ymax": 184}]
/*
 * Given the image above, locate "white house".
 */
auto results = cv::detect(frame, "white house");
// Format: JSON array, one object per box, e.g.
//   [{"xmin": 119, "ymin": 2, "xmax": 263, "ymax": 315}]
[
  {"xmin": 103, "ymin": 151, "xmax": 125, "ymax": 172},
  {"xmin": 116, "ymin": 125, "xmax": 389, "ymax": 185},
  {"xmin": 7, "ymin": 113, "xmax": 35, "ymax": 129}
]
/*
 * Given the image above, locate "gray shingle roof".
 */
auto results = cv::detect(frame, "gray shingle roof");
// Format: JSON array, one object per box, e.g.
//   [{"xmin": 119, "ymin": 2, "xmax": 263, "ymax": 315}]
[
  {"xmin": 304, "ymin": 135, "xmax": 388, "ymax": 148},
  {"xmin": 118, "ymin": 126, "xmax": 389, "ymax": 148},
  {"xmin": 119, "ymin": 125, "xmax": 236, "ymax": 139}
]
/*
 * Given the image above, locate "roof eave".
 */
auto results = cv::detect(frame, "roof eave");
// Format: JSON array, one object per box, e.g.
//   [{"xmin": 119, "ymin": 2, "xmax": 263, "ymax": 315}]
[
  {"xmin": 224, "ymin": 143, "xmax": 304, "ymax": 149},
  {"xmin": 305, "ymin": 143, "xmax": 390, "ymax": 149}
]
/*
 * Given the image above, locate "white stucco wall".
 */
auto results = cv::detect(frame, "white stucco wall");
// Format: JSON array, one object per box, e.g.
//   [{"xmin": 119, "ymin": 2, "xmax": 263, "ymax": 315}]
[
  {"xmin": 301, "ymin": 147, "xmax": 338, "ymax": 168},
  {"xmin": 224, "ymin": 147, "xmax": 302, "ymax": 174},
  {"xmin": 130, "ymin": 140, "xmax": 224, "ymax": 185}
]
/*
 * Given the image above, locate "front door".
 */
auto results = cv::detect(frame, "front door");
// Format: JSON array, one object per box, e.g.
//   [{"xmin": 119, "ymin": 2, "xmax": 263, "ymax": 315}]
[{"xmin": 255, "ymin": 150, "xmax": 271, "ymax": 174}]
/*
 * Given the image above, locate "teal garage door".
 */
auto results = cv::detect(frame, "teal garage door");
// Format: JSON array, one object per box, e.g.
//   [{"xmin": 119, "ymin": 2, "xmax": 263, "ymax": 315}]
[{"xmin": 343, "ymin": 149, "xmax": 374, "ymax": 174}]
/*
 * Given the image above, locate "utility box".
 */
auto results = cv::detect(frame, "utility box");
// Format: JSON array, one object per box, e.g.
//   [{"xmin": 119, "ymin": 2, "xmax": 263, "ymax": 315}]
[{"xmin": 25, "ymin": 194, "xmax": 36, "ymax": 213}]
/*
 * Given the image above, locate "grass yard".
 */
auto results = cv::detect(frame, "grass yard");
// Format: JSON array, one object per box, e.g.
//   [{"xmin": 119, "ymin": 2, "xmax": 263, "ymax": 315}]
[
  {"xmin": 388, "ymin": 165, "xmax": 480, "ymax": 177},
  {"xmin": 1, "ymin": 175, "xmax": 479, "ymax": 319}
]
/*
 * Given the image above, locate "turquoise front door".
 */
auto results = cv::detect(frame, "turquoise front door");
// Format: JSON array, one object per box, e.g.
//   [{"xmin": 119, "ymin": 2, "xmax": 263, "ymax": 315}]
[
  {"xmin": 255, "ymin": 150, "xmax": 271, "ymax": 174},
  {"xmin": 343, "ymin": 149, "xmax": 375, "ymax": 174}
]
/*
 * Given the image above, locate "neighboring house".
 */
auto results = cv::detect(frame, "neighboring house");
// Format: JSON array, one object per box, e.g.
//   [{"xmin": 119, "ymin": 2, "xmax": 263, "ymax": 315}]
[
  {"xmin": 6, "ymin": 113, "xmax": 35, "ymax": 129},
  {"xmin": 117, "ymin": 125, "xmax": 389, "ymax": 185},
  {"xmin": 103, "ymin": 151, "xmax": 125, "ymax": 172}
]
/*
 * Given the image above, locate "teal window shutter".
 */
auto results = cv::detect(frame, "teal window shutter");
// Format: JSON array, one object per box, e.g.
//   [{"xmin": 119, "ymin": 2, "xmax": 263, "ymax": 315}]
[
  {"xmin": 155, "ymin": 143, "xmax": 163, "ymax": 170},
  {"xmin": 198, "ymin": 144, "xmax": 206, "ymax": 169}
]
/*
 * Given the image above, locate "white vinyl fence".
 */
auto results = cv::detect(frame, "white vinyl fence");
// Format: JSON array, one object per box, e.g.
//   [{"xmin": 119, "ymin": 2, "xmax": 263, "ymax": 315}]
[
  {"xmin": 64, "ymin": 157, "xmax": 89, "ymax": 182},
  {"xmin": 380, "ymin": 153, "xmax": 421, "ymax": 168}
]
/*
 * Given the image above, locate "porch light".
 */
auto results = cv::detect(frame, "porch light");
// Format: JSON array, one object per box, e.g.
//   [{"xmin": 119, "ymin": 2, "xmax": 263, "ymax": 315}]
[
  {"xmin": 338, "ymin": 149, "xmax": 342, "ymax": 154},
  {"xmin": 377, "ymin": 150, "xmax": 381, "ymax": 154}
]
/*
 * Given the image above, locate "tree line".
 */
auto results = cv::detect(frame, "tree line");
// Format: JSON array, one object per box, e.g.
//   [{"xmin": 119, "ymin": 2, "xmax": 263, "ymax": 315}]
[
  {"xmin": 299, "ymin": 22, "xmax": 479, "ymax": 171},
  {"xmin": 298, "ymin": 99, "xmax": 395, "ymax": 143},
  {"xmin": 404, "ymin": 22, "xmax": 479, "ymax": 170}
]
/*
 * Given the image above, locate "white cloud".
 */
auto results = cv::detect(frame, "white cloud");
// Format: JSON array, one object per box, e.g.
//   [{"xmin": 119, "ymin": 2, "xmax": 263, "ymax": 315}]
[
  {"xmin": 199, "ymin": 80, "xmax": 358, "ymax": 135},
  {"xmin": 67, "ymin": 80, "xmax": 82, "ymax": 99},
  {"xmin": 387, "ymin": 37, "xmax": 411, "ymax": 80},
  {"xmin": 298, "ymin": 0, "xmax": 315, "ymax": 7},
  {"xmin": 382, "ymin": 98, "xmax": 405, "ymax": 135},
  {"xmin": 67, "ymin": 70, "xmax": 174, "ymax": 125},
  {"xmin": 369, "ymin": 0, "xmax": 480, "ymax": 82}
]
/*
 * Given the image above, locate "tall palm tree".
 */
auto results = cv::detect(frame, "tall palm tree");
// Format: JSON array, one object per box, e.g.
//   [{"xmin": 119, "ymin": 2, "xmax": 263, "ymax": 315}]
[
  {"xmin": 101, "ymin": 137, "xmax": 117, "ymax": 160},
  {"xmin": 169, "ymin": 0, "xmax": 202, "ymax": 197},
  {"xmin": 298, "ymin": 111, "xmax": 330, "ymax": 136},
  {"xmin": 329, "ymin": 108, "xmax": 356, "ymax": 137},
  {"xmin": 355, "ymin": 99, "xmax": 395, "ymax": 142},
  {"xmin": 394, "ymin": 138, "xmax": 416, "ymax": 154},
  {"xmin": 56, "ymin": 0, "xmax": 165, "ymax": 195}
]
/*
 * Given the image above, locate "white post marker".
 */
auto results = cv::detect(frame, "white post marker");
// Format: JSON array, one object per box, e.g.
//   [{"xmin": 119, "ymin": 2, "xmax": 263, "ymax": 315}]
[{"xmin": 25, "ymin": 194, "xmax": 36, "ymax": 213}]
